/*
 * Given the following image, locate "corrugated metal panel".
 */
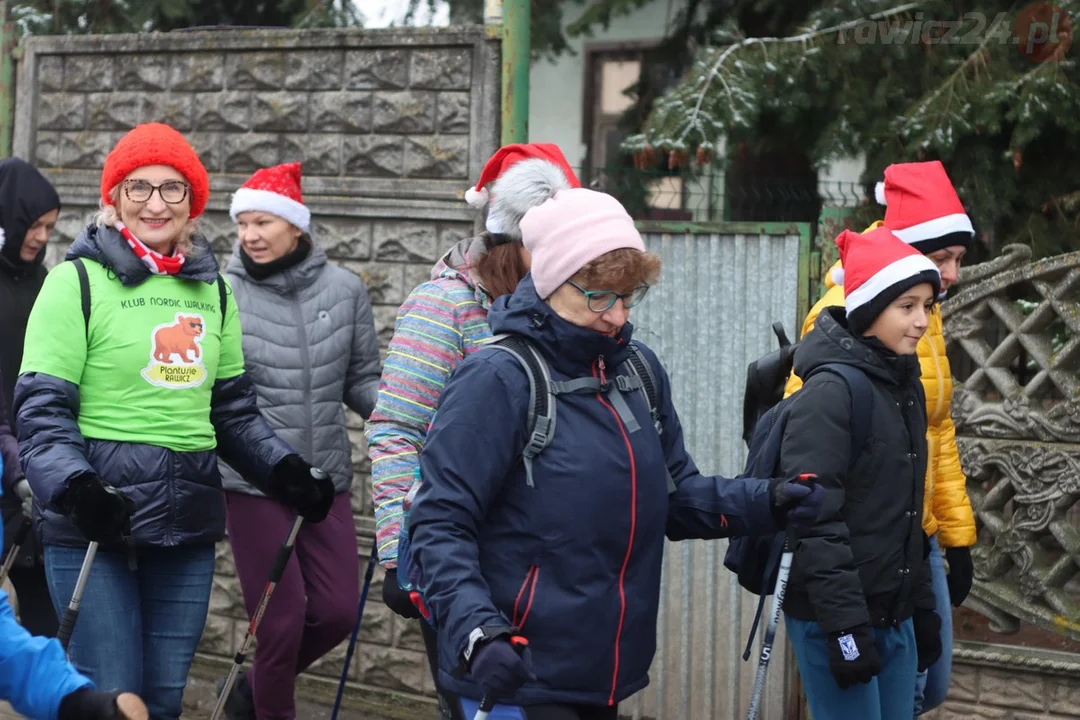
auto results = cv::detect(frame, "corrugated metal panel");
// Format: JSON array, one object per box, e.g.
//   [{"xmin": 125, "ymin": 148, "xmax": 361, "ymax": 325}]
[{"xmin": 625, "ymin": 230, "xmax": 803, "ymax": 720}]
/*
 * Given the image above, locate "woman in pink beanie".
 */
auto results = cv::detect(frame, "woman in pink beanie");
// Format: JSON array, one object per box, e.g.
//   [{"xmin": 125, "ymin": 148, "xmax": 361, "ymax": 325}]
[{"xmin": 407, "ymin": 189, "xmax": 824, "ymax": 720}]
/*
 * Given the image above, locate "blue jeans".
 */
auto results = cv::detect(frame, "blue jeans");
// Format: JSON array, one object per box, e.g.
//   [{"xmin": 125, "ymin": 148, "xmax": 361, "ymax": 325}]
[
  {"xmin": 786, "ymin": 616, "xmax": 917, "ymax": 720},
  {"xmin": 45, "ymin": 544, "xmax": 215, "ymax": 720},
  {"xmin": 914, "ymin": 534, "xmax": 953, "ymax": 714}
]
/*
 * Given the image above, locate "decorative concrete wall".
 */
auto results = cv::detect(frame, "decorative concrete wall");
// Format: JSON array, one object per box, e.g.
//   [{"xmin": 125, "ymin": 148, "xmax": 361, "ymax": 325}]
[{"xmin": 13, "ymin": 25, "xmax": 500, "ymax": 716}]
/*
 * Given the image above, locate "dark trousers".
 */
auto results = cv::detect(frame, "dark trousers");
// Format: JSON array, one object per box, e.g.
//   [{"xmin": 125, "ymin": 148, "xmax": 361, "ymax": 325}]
[{"xmin": 9, "ymin": 565, "xmax": 59, "ymax": 637}]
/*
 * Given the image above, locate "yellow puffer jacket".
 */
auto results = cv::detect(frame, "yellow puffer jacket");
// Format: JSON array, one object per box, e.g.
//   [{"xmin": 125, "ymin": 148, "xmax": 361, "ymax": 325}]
[{"xmin": 784, "ymin": 239, "xmax": 977, "ymax": 548}]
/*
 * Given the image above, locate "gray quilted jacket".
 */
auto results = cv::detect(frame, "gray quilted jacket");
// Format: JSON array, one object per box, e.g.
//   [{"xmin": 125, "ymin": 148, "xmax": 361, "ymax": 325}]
[{"xmin": 221, "ymin": 240, "xmax": 381, "ymax": 496}]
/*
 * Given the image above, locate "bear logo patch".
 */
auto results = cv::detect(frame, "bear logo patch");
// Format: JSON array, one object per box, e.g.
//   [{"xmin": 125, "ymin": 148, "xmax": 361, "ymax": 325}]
[{"xmin": 141, "ymin": 313, "xmax": 208, "ymax": 388}]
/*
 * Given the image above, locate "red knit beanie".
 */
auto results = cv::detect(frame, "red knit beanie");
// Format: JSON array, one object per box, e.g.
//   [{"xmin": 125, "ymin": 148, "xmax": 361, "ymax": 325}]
[{"xmin": 101, "ymin": 123, "xmax": 210, "ymax": 218}]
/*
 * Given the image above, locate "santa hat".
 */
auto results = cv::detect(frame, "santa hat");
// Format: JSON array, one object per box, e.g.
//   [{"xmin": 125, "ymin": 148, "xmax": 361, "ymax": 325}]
[
  {"xmin": 465, "ymin": 143, "xmax": 581, "ymax": 238},
  {"xmin": 873, "ymin": 161, "xmax": 975, "ymax": 253},
  {"xmin": 837, "ymin": 226, "xmax": 941, "ymax": 334},
  {"xmin": 230, "ymin": 162, "xmax": 311, "ymax": 233}
]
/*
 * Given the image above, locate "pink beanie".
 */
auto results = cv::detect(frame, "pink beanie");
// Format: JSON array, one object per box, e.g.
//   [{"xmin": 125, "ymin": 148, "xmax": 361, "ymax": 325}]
[{"xmin": 520, "ymin": 188, "xmax": 645, "ymax": 299}]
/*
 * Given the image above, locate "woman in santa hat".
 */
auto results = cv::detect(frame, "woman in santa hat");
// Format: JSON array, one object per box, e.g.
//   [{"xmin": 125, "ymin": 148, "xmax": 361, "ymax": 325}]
[
  {"xmin": 14, "ymin": 123, "xmax": 333, "ymax": 719},
  {"xmin": 215, "ymin": 162, "xmax": 383, "ymax": 719},
  {"xmin": 781, "ymin": 227, "xmax": 943, "ymax": 720},
  {"xmin": 364, "ymin": 143, "xmax": 581, "ymax": 718},
  {"xmin": 785, "ymin": 161, "xmax": 977, "ymax": 715}
]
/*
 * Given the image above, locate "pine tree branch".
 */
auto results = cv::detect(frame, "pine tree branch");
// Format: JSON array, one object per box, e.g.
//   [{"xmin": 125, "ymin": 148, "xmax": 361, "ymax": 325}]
[{"xmin": 676, "ymin": 1, "xmax": 925, "ymax": 145}]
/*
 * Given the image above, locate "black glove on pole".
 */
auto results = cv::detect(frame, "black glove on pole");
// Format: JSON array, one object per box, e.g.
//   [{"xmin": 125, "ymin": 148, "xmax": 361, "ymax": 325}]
[
  {"xmin": 269, "ymin": 456, "xmax": 335, "ymax": 522},
  {"xmin": 382, "ymin": 568, "xmax": 422, "ymax": 619}
]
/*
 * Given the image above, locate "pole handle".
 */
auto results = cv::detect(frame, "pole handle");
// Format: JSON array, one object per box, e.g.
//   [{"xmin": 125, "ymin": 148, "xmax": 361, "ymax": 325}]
[{"xmin": 57, "ymin": 607, "xmax": 79, "ymax": 649}]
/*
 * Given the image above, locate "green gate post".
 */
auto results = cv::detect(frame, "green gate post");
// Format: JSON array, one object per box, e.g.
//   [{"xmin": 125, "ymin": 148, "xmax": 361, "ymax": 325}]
[{"xmin": 497, "ymin": 0, "xmax": 529, "ymax": 144}]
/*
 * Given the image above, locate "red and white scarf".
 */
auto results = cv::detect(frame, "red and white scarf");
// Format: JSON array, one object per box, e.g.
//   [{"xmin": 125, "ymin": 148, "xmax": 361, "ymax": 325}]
[{"xmin": 115, "ymin": 221, "xmax": 186, "ymax": 276}]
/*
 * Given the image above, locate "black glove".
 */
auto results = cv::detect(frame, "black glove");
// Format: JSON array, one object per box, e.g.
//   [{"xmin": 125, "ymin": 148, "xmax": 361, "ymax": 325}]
[
  {"xmin": 57, "ymin": 688, "xmax": 131, "ymax": 720},
  {"xmin": 826, "ymin": 625, "xmax": 881, "ymax": 689},
  {"xmin": 769, "ymin": 474, "xmax": 824, "ymax": 534},
  {"xmin": 945, "ymin": 546, "xmax": 973, "ymax": 606},
  {"xmin": 382, "ymin": 568, "xmax": 422, "ymax": 619},
  {"xmin": 912, "ymin": 608, "xmax": 943, "ymax": 672},
  {"xmin": 268, "ymin": 455, "xmax": 335, "ymax": 523},
  {"xmin": 470, "ymin": 638, "xmax": 536, "ymax": 699},
  {"xmin": 62, "ymin": 475, "xmax": 133, "ymax": 544}
]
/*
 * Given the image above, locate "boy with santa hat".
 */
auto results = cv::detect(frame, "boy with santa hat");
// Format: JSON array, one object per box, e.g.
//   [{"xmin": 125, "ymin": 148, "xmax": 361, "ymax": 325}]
[
  {"xmin": 785, "ymin": 161, "xmax": 977, "ymax": 714},
  {"xmin": 781, "ymin": 227, "xmax": 943, "ymax": 720}
]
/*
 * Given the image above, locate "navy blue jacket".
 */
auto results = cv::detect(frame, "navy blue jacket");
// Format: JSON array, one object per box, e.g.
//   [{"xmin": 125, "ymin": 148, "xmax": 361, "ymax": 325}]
[
  {"xmin": 409, "ymin": 275, "xmax": 777, "ymax": 708},
  {"xmin": 15, "ymin": 225, "xmax": 293, "ymax": 549}
]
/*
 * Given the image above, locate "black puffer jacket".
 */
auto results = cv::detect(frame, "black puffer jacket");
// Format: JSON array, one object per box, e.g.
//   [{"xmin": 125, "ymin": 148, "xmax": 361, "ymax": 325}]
[
  {"xmin": 0, "ymin": 158, "xmax": 60, "ymax": 567},
  {"xmin": 780, "ymin": 307, "xmax": 935, "ymax": 632}
]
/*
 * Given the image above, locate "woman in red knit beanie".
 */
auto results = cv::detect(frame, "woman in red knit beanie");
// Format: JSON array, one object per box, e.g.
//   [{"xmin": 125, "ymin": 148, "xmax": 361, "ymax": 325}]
[{"xmin": 14, "ymin": 123, "xmax": 335, "ymax": 719}]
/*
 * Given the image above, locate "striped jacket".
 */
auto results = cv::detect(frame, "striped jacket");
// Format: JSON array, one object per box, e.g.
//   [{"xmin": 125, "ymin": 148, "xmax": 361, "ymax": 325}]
[{"xmin": 365, "ymin": 234, "xmax": 497, "ymax": 567}]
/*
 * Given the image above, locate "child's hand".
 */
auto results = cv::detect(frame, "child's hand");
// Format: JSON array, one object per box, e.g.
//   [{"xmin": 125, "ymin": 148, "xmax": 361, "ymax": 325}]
[
  {"xmin": 826, "ymin": 625, "xmax": 881, "ymax": 689},
  {"xmin": 912, "ymin": 608, "xmax": 943, "ymax": 671}
]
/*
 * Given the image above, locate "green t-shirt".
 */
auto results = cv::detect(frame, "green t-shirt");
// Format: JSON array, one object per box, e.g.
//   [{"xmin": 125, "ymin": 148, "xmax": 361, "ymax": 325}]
[{"xmin": 20, "ymin": 259, "xmax": 245, "ymax": 452}]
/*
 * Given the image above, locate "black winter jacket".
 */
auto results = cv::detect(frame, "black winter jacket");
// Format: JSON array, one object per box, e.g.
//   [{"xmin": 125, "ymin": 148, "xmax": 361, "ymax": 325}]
[
  {"xmin": 0, "ymin": 158, "xmax": 60, "ymax": 567},
  {"xmin": 780, "ymin": 307, "xmax": 935, "ymax": 632}
]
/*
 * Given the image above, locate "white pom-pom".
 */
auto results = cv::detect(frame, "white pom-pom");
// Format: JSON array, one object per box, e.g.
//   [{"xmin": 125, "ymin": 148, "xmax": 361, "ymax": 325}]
[
  {"xmin": 831, "ymin": 266, "xmax": 845, "ymax": 286},
  {"xmin": 0, "ymin": 227, "xmax": 5, "ymax": 252},
  {"xmin": 874, "ymin": 181, "xmax": 887, "ymax": 206},
  {"xmin": 464, "ymin": 186, "xmax": 489, "ymax": 209}
]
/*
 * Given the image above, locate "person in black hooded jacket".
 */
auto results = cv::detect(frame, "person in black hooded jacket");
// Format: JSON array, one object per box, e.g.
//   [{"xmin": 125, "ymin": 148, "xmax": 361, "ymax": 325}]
[
  {"xmin": 0, "ymin": 157, "xmax": 61, "ymax": 638},
  {"xmin": 780, "ymin": 227, "xmax": 944, "ymax": 720}
]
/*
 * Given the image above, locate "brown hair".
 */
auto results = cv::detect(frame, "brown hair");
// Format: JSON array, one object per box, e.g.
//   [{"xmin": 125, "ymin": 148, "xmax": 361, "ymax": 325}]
[
  {"xmin": 475, "ymin": 234, "xmax": 529, "ymax": 299},
  {"xmin": 571, "ymin": 248, "xmax": 662, "ymax": 291}
]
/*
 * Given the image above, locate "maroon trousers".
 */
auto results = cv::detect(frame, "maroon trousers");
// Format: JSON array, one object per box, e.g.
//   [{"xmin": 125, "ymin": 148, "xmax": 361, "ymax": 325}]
[{"xmin": 225, "ymin": 490, "xmax": 359, "ymax": 720}]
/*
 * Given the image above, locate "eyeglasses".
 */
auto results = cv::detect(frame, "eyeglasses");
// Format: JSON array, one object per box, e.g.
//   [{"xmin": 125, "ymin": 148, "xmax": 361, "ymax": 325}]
[
  {"xmin": 568, "ymin": 280, "xmax": 651, "ymax": 313},
  {"xmin": 122, "ymin": 179, "xmax": 190, "ymax": 205}
]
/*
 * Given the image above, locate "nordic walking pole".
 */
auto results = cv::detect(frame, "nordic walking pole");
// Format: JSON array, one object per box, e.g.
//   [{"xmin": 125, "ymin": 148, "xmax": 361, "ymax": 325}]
[
  {"xmin": 746, "ymin": 473, "xmax": 816, "ymax": 720},
  {"xmin": 0, "ymin": 516, "xmax": 31, "ymax": 586},
  {"xmin": 210, "ymin": 514, "xmax": 304, "ymax": 720},
  {"xmin": 330, "ymin": 542, "xmax": 379, "ymax": 720},
  {"xmin": 57, "ymin": 541, "xmax": 98, "ymax": 651}
]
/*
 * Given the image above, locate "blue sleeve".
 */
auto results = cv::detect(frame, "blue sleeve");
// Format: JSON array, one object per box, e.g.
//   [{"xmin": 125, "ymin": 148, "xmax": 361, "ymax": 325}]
[
  {"xmin": 638, "ymin": 347, "xmax": 776, "ymax": 540},
  {"xmin": 408, "ymin": 353, "xmax": 528, "ymax": 661},
  {"xmin": 0, "ymin": 583, "xmax": 91, "ymax": 719},
  {"xmin": 14, "ymin": 373, "xmax": 96, "ymax": 510}
]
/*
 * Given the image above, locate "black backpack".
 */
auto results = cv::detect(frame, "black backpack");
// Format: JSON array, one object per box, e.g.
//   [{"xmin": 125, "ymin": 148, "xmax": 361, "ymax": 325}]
[
  {"xmin": 725, "ymin": 325, "xmax": 874, "ymax": 659},
  {"xmin": 741, "ymin": 322, "xmax": 798, "ymax": 447},
  {"xmin": 481, "ymin": 333, "xmax": 670, "ymax": 490}
]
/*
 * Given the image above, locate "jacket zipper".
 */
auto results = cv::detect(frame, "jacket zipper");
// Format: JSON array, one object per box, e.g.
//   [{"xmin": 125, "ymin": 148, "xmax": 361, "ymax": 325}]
[
  {"xmin": 511, "ymin": 565, "xmax": 540, "ymax": 630},
  {"xmin": 287, "ymin": 275, "xmax": 316, "ymax": 462},
  {"xmin": 594, "ymin": 355, "xmax": 636, "ymax": 706}
]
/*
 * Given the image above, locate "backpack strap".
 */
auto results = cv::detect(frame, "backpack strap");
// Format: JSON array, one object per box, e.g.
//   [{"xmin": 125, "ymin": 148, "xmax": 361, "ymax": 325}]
[
  {"xmin": 482, "ymin": 334, "xmax": 554, "ymax": 489},
  {"xmin": 72, "ymin": 258, "xmax": 91, "ymax": 338},
  {"xmin": 216, "ymin": 274, "xmax": 228, "ymax": 330},
  {"xmin": 814, "ymin": 363, "xmax": 875, "ymax": 458},
  {"xmin": 624, "ymin": 342, "xmax": 661, "ymax": 434}
]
